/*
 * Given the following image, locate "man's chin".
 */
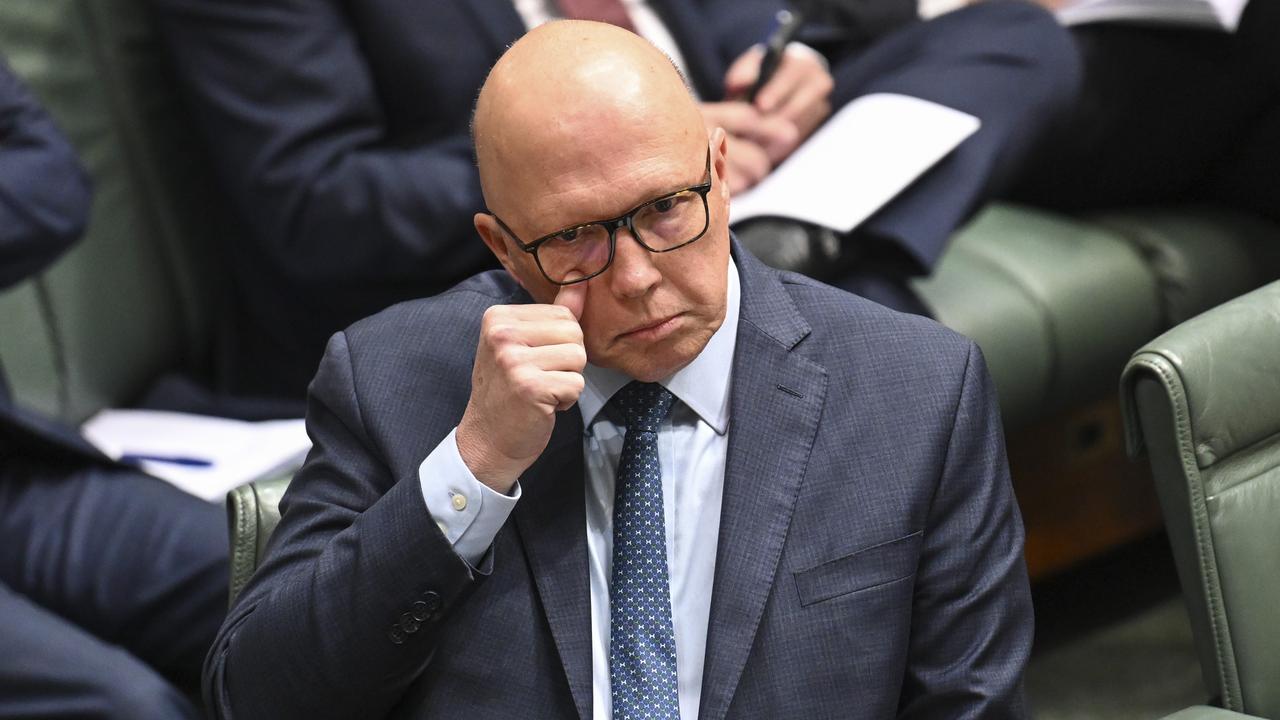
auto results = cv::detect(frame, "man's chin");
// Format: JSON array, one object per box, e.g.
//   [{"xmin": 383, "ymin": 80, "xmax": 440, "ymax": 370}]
[{"xmin": 597, "ymin": 334, "xmax": 706, "ymax": 382}]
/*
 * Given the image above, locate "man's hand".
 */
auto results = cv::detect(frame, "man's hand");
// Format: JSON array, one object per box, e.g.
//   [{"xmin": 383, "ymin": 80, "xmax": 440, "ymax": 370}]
[
  {"xmin": 699, "ymin": 101, "xmax": 798, "ymax": 193},
  {"xmin": 455, "ymin": 283, "xmax": 587, "ymax": 493},
  {"xmin": 725, "ymin": 44, "xmax": 834, "ymax": 150}
]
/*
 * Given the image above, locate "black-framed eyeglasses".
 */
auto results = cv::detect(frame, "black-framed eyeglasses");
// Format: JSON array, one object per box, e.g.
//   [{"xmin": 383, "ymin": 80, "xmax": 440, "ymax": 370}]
[{"xmin": 490, "ymin": 150, "xmax": 712, "ymax": 286}]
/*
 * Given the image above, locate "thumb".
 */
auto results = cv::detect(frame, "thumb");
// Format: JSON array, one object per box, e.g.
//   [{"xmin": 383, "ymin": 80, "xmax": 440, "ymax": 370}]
[{"xmin": 553, "ymin": 281, "xmax": 586, "ymax": 322}]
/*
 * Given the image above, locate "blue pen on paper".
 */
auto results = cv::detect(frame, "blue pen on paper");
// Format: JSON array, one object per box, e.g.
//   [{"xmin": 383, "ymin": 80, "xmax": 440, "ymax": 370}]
[
  {"xmin": 748, "ymin": 8, "xmax": 805, "ymax": 104},
  {"xmin": 120, "ymin": 453, "xmax": 214, "ymax": 468}
]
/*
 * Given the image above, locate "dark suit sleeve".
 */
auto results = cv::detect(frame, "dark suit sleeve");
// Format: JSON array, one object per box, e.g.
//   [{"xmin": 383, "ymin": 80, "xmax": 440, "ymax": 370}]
[
  {"xmin": 691, "ymin": 0, "xmax": 784, "ymax": 65},
  {"xmin": 204, "ymin": 331, "xmax": 486, "ymax": 720},
  {"xmin": 691, "ymin": 0, "xmax": 919, "ymax": 66},
  {"xmin": 151, "ymin": 0, "xmax": 490, "ymax": 292},
  {"xmin": 0, "ymin": 58, "xmax": 90, "ymax": 290},
  {"xmin": 898, "ymin": 342, "xmax": 1033, "ymax": 719}
]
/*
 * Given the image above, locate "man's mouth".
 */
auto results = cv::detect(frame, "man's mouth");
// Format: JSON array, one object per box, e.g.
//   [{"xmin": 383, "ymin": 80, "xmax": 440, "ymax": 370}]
[{"xmin": 619, "ymin": 313, "xmax": 683, "ymax": 342}]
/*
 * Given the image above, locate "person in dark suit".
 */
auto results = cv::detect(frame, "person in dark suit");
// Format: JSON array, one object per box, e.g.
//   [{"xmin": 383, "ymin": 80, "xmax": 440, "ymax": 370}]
[
  {"xmin": 152, "ymin": 0, "xmax": 1079, "ymax": 401},
  {"xmin": 0, "ymin": 57, "xmax": 228, "ymax": 719},
  {"xmin": 205, "ymin": 24, "xmax": 1032, "ymax": 719},
  {"xmin": 1008, "ymin": 0, "xmax": 1279, "ymax": 222}
]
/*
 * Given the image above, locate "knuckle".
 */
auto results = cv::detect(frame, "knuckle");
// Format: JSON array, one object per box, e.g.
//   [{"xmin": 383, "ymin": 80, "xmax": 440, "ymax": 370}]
[
  {"xmin": 488, "ymin": 322, "xmax": 516, "ymax": 345},
  {"xmin": 494, "ymin": 345, "xmax": 522, "ymax": 372},
  {"xmin": 481, "ymin": 305, "xmax": 504, "ymax": 326}
]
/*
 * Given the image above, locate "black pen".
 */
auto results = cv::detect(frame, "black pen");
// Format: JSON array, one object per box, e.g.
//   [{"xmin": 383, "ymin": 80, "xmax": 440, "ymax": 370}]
[{"xmin": 747, "ymin": 9, "xmax": 805, "ymax": 104}]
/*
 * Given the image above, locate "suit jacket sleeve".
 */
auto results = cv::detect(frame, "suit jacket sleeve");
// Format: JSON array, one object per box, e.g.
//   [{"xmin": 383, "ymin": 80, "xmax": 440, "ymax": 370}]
[
  {"xmin": 204, "ymin": 330, "xmax": 488, "ymax": 720},
  {"xmin": 691, "ymin": 0, "xmax": 919, "ymax": 66},
  {"xmin": 691, "ymin": 0, "xmax": 784, "ymax": 66},
  {"xmin": 0, "ymin": 58, "xmax": 90, "ymax": 290},
  {"xmin": 899, "ymin": 342, "xmax": 1033, "ymax": 719},
  {"xmin": 151, "ymin": 0, "xmax": 491, "ymax": 293}
]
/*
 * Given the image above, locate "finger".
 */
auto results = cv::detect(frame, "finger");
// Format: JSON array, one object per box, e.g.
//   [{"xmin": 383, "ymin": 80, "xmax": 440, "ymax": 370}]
[
  {"xmin": 521, "ymin": 342, "xmax": 588, "ymax": 373},
  {"xmin": 553, "ymin": 280, "xmax": 586, "ymax": 321},
  {"xmin": 789, "ymin": 97, "xmax": 831, "ymax": 145},
  {"xmin": 755, "ymin": 53, "xmax": 809, "ymax": 114},
  {"xmin": 723, "ymin": 46, "xmax": 764, "ymax": 99},
  {"xmin": 548, "ymin": 370, "xmax": 586, "ymax": 411},
  {"xmin": 538, "ymin": 370, "xmax": 586, "ymax": 412},
  {"xmin": 700, "ymin": 101, "xmax": 763, "ymax": 136},
  {"xmin": 485, "ymin": 319, "xmax": 583, "ymax": 352},
  {"xmin": 488, "ymin": 302, "xmax": 582, "ymax": 324},
  {"xmin": 777, "ymin": 74, "xmax": 833, "ymax": 133},
  {"xmin": 725, "ymin": 136, "xmax": 771, "ymax": 192},
  {"xmin": 744, "ymin": 114, "xmax": 799, "ymax": 164}
]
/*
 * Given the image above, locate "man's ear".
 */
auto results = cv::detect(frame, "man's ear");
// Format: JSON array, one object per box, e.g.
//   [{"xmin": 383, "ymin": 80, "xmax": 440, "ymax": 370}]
[
  {"xmin": 709, "ymin": 128, "xmax": 731, "ymax": 204},
  {"xmin": 474, "ymin": 213, "xmax": 526, "ymax": 287}
]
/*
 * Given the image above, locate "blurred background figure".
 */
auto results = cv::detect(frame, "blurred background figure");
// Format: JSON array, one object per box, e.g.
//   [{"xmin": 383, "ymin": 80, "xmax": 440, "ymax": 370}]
[
  {"xmin": 152, "ymin": 0, "xmax": 1079, "ymax": 403},
  {"xmin": 1010, "ymin": 0, "xmax": 1279, "ymax": 223},
  {"xmin": 0, "ymin": 57, "xmax": 227, "ymax": 720}
]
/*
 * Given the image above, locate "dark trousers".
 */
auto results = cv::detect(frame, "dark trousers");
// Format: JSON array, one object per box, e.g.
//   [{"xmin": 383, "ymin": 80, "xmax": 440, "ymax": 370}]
[
  {"xmin": 831, "ymin": 0, "xmax": 1083, "ymax": 274},
  {"xmin": 0, "ymin": 459, "xmax": 228, "ymax": 719},
  {"xmin": 813, "ymin": 0, "xmax": 1081, "ymax": 316},
  {"xmin": 1007, "ymin": 0, "xmax": 1280, "ymax": 219}
]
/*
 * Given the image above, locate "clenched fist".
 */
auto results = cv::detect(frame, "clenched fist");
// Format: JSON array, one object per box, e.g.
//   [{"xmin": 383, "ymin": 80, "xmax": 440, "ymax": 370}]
[{"xmin": 455, "ymin": 283, "xmax": 587, "ymax": 493}]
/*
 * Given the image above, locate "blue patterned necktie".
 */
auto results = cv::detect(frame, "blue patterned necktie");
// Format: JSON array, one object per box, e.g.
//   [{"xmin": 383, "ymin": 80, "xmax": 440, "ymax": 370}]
[{"xmin": 610, "ymin": 381, "xmax": 680, "ymax": 720}]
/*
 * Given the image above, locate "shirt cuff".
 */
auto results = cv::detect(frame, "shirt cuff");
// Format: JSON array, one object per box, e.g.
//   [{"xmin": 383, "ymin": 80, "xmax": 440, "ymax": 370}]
[{"xmin": 418, "ymin": 427, "xmax": 522, "ymax": 566}]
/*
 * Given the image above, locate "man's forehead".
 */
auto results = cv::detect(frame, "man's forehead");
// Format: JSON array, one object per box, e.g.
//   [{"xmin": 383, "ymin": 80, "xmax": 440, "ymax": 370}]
[{"xmin": 506, "ymin": 141, "xmax": 705, "ymax": 230}]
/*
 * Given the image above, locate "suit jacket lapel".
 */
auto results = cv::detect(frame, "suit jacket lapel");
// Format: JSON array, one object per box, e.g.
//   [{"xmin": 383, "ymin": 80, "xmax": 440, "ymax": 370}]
[
  {"xmin": 698, "ymin": 249, "xmax": 828, "ymax": 720},
  {"xmin": 513, "ymin": 410, "xmax": 593, "ymax": 720}
]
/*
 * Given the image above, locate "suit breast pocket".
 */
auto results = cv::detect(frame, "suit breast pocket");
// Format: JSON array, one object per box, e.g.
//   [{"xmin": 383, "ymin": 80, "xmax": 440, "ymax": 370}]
[{"xmin": 792, "ymin": 530, "xmax": 923, "ymax": 607}]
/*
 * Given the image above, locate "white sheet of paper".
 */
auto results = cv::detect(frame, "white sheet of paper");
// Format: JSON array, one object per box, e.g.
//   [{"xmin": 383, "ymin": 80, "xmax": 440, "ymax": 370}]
[
  {"xmin": 81, "ymin": 409, "xmax": 311, "ymax": 502},
  {"xmin": 1056, "ymin": 0, "xmax": 1249, "ymax": 31},
  {"xmin": 728, "ymin": 93, "xmax": 980, "ymax": 233}
]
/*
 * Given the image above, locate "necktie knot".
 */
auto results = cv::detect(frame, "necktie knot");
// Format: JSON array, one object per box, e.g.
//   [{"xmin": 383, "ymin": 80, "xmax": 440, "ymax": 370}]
[{"xmin": 614, "ymin": 381, "xmax": 675, "ymax": 435}]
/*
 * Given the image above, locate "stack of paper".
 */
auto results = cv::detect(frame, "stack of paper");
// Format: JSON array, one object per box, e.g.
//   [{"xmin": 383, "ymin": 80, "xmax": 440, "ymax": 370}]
[
  {"xmin": 728, "ymin": 93, "xmax": 980, "ymax": 233},
  {"xmin": 1056, "ymin": 0, "xmax": 1250, "ymax": 31},
  {"xmin": 81, "ymin": 409, "xmax": 312, "ymax": 502}
]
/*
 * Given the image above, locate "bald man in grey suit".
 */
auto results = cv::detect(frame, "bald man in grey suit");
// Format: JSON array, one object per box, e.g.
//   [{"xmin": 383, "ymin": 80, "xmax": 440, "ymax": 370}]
[{"xmin": 206, "ymin": 22, "xmax": 1032, "ymax": 720}]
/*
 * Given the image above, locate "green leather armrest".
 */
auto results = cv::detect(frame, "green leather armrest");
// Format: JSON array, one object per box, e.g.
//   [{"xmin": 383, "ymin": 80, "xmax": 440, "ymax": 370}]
[
  {"xmin": 1122, "ymin": 280, "xmax": 1280, "ymax": 717},
  {"xmin": 1161, "ymin": 706, "xmax": 1263, "ymax": 720},
  {"xmin": 226, "ymin": 473, "xmax": 293, "ymax": 605}
]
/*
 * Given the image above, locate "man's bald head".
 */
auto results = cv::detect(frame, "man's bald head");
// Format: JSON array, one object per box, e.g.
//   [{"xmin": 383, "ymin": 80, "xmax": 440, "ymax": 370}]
[
  {"xmin": 472, "ymin": 20, "xmax": 705, "ymax": 214},
  {"xmin": 470, "ymin": 20, "xmax": 733, "ymax": 383}
]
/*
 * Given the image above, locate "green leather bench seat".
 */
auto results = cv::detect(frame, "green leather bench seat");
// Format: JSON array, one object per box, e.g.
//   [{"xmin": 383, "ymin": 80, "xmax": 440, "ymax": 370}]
[
  {"xmin": 916, "ymin": 205, "xmax": 1280, "ymax": 429},
  {"xmin": 0, "ymin": 0, "xmax": 226, "ymax": 425}
]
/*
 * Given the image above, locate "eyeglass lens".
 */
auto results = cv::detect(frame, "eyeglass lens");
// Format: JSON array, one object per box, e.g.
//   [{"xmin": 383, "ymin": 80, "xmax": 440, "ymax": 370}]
[{"xmin": 538, "ymin": 190, "xmax": 707, "ymax": 283}]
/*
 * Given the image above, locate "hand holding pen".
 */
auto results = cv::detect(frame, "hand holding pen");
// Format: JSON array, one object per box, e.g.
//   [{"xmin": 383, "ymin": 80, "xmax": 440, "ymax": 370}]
[
  {"xmin": 748, "ymin": 9, "xmax": 805, "ymax": 104},
  {"xmin": 723, "ymin": 8, "xmax": 832, "ymax": 143}
]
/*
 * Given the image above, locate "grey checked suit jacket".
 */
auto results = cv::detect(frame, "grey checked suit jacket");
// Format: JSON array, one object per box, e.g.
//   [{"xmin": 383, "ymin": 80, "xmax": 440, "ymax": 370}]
[{"xmin": 204, "ymin": 244, "xmax": 1033, "ymax": 719}]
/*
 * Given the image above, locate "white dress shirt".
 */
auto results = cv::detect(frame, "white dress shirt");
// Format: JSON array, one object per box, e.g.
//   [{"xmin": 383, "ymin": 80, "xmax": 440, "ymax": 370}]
[{"xmin": 417, "ymin": 259, "xmax": 741, "ymax": 720}]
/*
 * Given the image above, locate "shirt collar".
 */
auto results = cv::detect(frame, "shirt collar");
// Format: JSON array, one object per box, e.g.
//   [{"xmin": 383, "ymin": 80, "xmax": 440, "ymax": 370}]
[{"xmin": 578, "ymin": 257, "xmax": 740, "ymax": 435}]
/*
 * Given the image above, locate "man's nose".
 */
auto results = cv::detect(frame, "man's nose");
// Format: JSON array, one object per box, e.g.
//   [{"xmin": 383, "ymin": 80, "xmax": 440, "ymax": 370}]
[{"xmin": 607, "ymin": 227, "xmax": 661, "ymax": 299}]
